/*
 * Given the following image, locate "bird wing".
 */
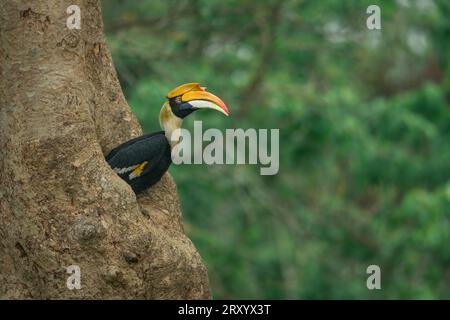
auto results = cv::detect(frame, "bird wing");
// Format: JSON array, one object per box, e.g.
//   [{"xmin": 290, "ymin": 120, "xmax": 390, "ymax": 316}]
[
  {"xmin": 105, "ymin": 131, "xmax": 165, "ymax": 162},
  {"xmin": 106, "ymin": 132, "xmax": 170, "ymax": 180}
]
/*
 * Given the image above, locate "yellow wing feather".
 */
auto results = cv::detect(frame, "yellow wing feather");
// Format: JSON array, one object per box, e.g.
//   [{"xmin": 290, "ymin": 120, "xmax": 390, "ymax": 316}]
[{"xmin": 129, "ymin": 161, "xmax": 149, "ymax": 180}]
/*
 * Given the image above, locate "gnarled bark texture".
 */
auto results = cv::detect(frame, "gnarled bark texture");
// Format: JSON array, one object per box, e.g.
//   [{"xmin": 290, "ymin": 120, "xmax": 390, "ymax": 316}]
[{"xmin": 0, "ymin": 0, "xmax": 210, "ymax": 299}]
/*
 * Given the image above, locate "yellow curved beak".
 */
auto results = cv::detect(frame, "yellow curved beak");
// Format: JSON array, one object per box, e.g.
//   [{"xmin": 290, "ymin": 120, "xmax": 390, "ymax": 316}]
[{"xmin": 181, "ymin": 90, "xmax": 229, "ymax": 116}]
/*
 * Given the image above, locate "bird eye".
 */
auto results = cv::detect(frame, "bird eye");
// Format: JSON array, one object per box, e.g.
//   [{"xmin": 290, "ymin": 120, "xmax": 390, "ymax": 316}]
[{"xmin": 175, "ymin": 96, "xmax": 181, "ymax": 104}]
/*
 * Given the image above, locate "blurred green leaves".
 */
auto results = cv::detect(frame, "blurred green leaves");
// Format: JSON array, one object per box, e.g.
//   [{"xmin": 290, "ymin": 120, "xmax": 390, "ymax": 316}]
[{"xmin": 103, "ymin": 0, "xmax": 450, "ymax": 299}]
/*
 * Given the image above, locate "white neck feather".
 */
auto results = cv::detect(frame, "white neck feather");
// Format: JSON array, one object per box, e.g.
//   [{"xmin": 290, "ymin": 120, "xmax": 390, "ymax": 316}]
[{"xmin": 159, "ymin": 102, "xmax": 183, "ymax": 149}]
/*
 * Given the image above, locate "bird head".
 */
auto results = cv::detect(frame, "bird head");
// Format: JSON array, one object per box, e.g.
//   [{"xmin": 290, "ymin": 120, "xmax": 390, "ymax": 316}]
[{"xmin": 165, "ymin": 83, "xmax": 229, "ymax": 118}]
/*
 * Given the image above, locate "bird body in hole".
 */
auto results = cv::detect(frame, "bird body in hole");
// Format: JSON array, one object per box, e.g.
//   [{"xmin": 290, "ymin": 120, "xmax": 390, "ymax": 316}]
[{"xmin": 106, "ymin": 83, "xmax": 229, "ymax": 194}]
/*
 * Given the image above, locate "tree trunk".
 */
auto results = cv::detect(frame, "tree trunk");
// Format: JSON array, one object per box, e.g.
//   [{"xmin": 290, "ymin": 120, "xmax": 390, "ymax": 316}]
[{"xmin": 0, "ymin": 0, "xmax": 210, "ymax": 299}]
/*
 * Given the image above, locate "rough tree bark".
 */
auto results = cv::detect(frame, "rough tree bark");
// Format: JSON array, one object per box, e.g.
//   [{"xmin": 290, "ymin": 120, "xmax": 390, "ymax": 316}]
[{"xmin": 0, "ymin": 0, "xmax": 210, "ymax": 299}]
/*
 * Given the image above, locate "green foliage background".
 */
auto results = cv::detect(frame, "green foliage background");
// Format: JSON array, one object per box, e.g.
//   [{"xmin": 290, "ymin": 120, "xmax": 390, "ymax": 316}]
[{"xmin": 103, "ymin": 0, "xmax": 450, "ymax": 299}]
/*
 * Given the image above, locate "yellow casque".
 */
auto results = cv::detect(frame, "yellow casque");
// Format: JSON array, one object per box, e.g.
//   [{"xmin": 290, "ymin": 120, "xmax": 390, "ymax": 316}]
[{"xmin": 166, "ymin": 82, "xmax": 206, "ymax": 99}]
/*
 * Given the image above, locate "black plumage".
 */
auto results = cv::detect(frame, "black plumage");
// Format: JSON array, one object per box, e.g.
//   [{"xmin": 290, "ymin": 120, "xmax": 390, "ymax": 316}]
[
  {"xmin": 105, "ymin": 83, "xmax": 228, "ymax": 195},
  {"xmin": 106, "ymin": 131, "xmax": 172, "ymax": 194}
]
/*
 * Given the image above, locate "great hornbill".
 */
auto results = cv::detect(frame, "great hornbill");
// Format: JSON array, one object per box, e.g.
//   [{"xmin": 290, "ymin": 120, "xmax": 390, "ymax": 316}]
[{"xmin": 106, "ymin": 83, "xmax": 229, "ymax": 194}]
